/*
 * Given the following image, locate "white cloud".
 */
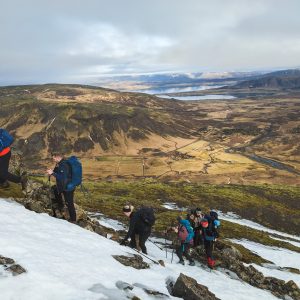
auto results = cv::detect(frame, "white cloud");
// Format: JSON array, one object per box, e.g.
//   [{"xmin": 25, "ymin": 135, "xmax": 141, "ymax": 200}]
[{"xmin": 0, "ymin": 0, "xmax": 300, "ymax": 84}]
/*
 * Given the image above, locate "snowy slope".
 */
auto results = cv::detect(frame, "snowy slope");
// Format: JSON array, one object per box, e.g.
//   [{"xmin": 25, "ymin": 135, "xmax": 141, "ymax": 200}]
[
  {"xmin": 218, "ymin": 211, "xmax": 300, "ymax": 242},
  {"xmin": 0, "ymin": 198, "xmax": 295, "ymax": 300}
]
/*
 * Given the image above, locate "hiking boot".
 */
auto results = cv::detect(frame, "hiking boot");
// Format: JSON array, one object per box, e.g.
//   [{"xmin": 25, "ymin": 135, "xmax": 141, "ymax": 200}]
[
  {"xmin": 207, "ymin": 257, "xmax": 216, "ymax": 269},
  {"xmin": 0, "ymin": 181, "xmax": 10, "ymax": 189},
  {"xmin": 54, "ymin": 209, "xmax": 64, "ymax": 219},
  {"xmin": 189, "ymin": 261, "xmax": 195, "ymax": 266},
  {"xmin": 20, "ymin": 175, "xmax": 28, "ymax": 191},
  {"xmin": 62, "ymin": 207, "xmax": 70, "ymax": 220},
  {"xmin": 178, "ymin": 260, "xmax": 185, "ymax": 265}
]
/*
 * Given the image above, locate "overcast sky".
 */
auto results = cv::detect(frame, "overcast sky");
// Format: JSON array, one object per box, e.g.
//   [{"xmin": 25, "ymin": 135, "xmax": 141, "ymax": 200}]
[{"xmin": 1, "ymin": 0, "xmax": 300, "ymax": 85}]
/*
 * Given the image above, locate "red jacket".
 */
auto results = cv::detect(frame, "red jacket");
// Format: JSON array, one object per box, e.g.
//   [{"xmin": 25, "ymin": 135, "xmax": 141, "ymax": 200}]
[{"xmin": 0, "ymin": 147, "xmax": 10, "ymax": 157}]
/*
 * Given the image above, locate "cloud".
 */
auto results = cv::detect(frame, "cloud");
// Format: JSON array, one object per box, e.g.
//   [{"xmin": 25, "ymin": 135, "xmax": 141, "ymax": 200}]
[{"xmin": 0, "ymin": 0, "xmax": 300, "ymax": 84}]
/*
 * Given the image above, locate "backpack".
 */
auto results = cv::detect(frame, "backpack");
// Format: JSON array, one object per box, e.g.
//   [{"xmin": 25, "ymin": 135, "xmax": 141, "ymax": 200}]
[
  {"xmin": 139, "ymin": 207, "xmax": 155, "ymax": 227},
  {"xmin": 0, "ymin": 129, "xmax": 14, "ymax": 152},
  {"xmin": 210, "ymin": 210, "xmax": 221, "ymax": 228},
  {"xmin": 178, "ymin": 221, "xmax": 194, "ymax": 244},
  {"xmin": 178, "ymin": 225, "xmax": 189, "ymax": 242},
  {"xmin": 203, "ymin": 215, "xmax": 220, "ymax": 241},
  {"xmin": 65, "ymin": 156, "xmax": 82, "ymax": 191}
]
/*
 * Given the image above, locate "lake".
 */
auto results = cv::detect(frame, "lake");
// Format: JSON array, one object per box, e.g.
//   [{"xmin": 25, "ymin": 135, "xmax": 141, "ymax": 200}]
[
  {"xmin": 157, "ymin": 94, "xmax": 236, "ymax": 101},
  {"xmin": 135, "ymin": 85, "xmax": 224, "ymax": 95}
]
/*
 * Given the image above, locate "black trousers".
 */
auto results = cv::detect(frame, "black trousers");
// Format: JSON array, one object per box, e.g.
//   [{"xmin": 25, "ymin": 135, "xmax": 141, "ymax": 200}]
[
  {"xmin": 204, "ymin": 240, "xmax": 214, "ymax": 259},
  {"xmin": 194, "ymin": 229, "xmax": 203, "ymax": 247},
  {"xmin": 51, "ymin": 186, "xmax": 76, "ymax": 222},
  {"xmin": 129, "ymin": 231, "xmax": 151, "ymax": 254},
  {"xmin": 0, "ymin": 151, "xmax": 21, "ymax": 184},
  {"xmin": 176, "ymin": 243, "xmax": 194, "ymax": 262}
]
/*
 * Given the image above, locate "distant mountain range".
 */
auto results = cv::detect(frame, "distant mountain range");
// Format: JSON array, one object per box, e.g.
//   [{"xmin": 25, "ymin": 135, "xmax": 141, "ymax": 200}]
[
  {"xmin": 232, "ymin": 69, "xmax": 300, "ymax": 89},
  {"xmin": 94, "ymin": 71, "xmax": 266, "ymax": 92}
]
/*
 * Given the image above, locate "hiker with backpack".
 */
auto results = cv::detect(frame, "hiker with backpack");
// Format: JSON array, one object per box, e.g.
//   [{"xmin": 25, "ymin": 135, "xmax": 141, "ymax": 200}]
[
  {"xmin": 200, "ymin": 210, "xmax": 221, "ymax": 269},
  {"xmin": 120, "ymin": 205, "xmax": 155, "ymax": 254},
  {"xmin": 172, "ymin": 216, "xmax": 195, "ymax": 266},
  {"xmin": 46, "ymin": 152, "xmax": 82, "ymax": 222},
  {"xmin": 0, "ymin": 128, "xmax": 27, "ymax": 190},
  {"xmin": 187, "ymin": 207, "xmax": 203, "ymax": 247}
]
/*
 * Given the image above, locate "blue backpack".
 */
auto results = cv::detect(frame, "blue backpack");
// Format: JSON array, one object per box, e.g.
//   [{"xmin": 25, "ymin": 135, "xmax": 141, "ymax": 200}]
[
  {"xmin": 65, "ymin": 156, "xmax": 82, "ymax": 191},
  {"xmin": 0, "ymin": 129, "xmax": 14, "ymax": 152}
]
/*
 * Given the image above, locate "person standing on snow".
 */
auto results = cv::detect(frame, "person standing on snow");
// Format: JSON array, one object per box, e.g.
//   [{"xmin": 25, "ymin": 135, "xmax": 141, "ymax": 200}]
[
  {"xmin": 174, "ymin": 216, "xmax": 195, "ymax": 266},
  {"xmin": 46, "ymin": 152, "xmax": 77, "ymax": 222},
  {"xmin": 187, "ymin": 207, "xmax": 203, "ymax": 247},
  {"xmin": 120, "ymin": 205, "xmax": 155, "ymax": 254},
  {"xmin": 200, "ymin": 210, "xmax": 220, "ymax": 269}
]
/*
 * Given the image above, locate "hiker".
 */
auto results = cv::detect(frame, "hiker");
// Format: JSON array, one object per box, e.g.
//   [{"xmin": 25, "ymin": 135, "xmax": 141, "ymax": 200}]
[
  {"xmin": 187, "ymin": 207, "xmax": 203, "ymax": 247},
  {"xmin": 200, "ymin": 210, "xmax": 220, "ymax": 269},
  {"xmin": 46, "ymin": 153, "xmax": 81, "ymax": 222},
  {"xmin": 120, "ymin": 205, "xmax": 155, "ymax": 254},
  {"xmin": 0, "ymin": 128, "xmax": 27, "ymax": 189},
  {"xmin": 174, "ymin": 216, "xmax": 195, "ymax": 266}
]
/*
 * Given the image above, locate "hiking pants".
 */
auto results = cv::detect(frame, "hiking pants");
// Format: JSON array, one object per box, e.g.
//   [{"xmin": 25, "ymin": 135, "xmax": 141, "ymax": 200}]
[
  {"xmin": 52, "ymin": 186, "xmax": 76, "ymax": 222},
  {"xmin": 176, "ymin": 243, "xmax": 194, "ymax": 262},
  {"xmin": 0, "ymin": 151, "xmax": 21, "ymax": 184},
  {"xmin": 129, "ymin": 231, "xmax": 151, "ymax": 254},
  {"xmin": 204, "ymin": 240, "xmax": 214, "ymax": 259},
  {"xmin": 194, "ymin": 229, "xmax": 203, "ymax": 247}
]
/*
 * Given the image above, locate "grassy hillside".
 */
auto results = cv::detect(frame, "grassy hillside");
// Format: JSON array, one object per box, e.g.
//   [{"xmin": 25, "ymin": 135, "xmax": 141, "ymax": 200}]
[
  {"xmin": 72, "ymin": 179, "xmax": 300, "ymax": 235},
  {"xmin": 1, "ymin": 84, "xmax": 300, "ymax": 185}
]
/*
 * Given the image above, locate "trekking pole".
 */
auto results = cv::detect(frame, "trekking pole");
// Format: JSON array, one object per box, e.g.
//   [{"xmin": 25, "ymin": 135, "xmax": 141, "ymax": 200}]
[
  {"xmin": 48, "ymin": 176, "xmax": 53, "ymax": 213},
  {"xmin": 80, "ymin": 183, "xmax": 93, "ymax": 207},
  {"xmin": 165, "ymin": 232, "xmax": 168, "ymax": 259},
  {"xmin": 171, "ymin": 248, "xmax": 174, "ymax": 264},
  {"xmin": 27, "ymin": 173, "xmax": 46, "ymax": 177},
  {"xmin": 130, "ymin": 247, "xmax": 160, "ymax": 265},
  {"xmin": 148, "ymin": 239, "xmax": 164, "ymax": 251}
]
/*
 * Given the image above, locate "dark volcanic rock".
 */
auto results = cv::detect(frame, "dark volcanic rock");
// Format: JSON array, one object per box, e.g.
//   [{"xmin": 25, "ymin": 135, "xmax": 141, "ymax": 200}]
[
  {"xmin": 172, "ymin": 273, "xmax": 220, "ymax": 300},
  {"xmin": 191, "ymin": 242, "xmax": 300, "ymax": 300},
  {"xmin": 113, "ymin": 254, "xmax": 150, "ymax": 269}
]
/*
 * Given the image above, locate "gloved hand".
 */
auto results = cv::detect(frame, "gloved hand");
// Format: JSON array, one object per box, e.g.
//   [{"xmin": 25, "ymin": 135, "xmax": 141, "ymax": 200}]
[{"xmin": 119, "ymin": 239, "xmax": 127, "ymax": 246}]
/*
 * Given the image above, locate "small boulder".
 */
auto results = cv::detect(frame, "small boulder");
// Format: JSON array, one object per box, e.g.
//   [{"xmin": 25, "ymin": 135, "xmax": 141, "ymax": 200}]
[
  {"xmin": 113, "ymin": 254, "xmax": 150, "ymax": 269},
  {"xmin": 0, "ymin": 256, "xmax": 15, "ymax": 265},
  {"xmin": 172, "ymin": 273, "xmax": 220, "ymax": 300},
  {"xmin": 6, "ymin": 264, "xmax": 26, "ymax": 276}
]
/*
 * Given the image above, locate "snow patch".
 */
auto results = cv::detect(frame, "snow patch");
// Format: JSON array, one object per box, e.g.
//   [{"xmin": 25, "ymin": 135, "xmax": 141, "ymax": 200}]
[
  {"xmin": 0, "ymin": 199, "xmax": 284, "ymax": 300},
  {"xmin": 218, "ymin": 211, "xmax": 300, "ymax": 242},
  {"xmin": 231, "ymin": 239, "xmax": 300, "ymax": 270},
  {"xmin": 88, "ymin": 212, "xmax": 126, "ymax": 231}
]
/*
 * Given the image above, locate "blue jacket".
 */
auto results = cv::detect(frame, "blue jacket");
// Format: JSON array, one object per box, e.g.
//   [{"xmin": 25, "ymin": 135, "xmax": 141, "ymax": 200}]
[
  {"xmin": 179, "ymin": 219, "xmax": 194, "ymax": 243},
  {"xmin": 52, "ymin": 160, "xmax": 72, "ymax": 193}
]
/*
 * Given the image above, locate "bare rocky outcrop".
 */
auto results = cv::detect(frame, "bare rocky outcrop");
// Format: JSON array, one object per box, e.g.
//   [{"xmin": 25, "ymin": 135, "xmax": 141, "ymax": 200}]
[
  {"xmin": 171, "ymin": 273, "xmax": 220, "ymax": 300},
  {"xmin": 113, "ymin": 254, "xmax": 150, "ymax": 270},
  {"xmin": 191, "ymin": 242, "xmax": 300, "ymax": 300}
]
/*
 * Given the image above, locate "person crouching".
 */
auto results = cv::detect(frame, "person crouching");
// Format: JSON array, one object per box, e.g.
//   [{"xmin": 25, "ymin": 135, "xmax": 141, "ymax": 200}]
[{"xmin": 120, "ymin": 205, "xmax": 155, "ymax": 254}]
